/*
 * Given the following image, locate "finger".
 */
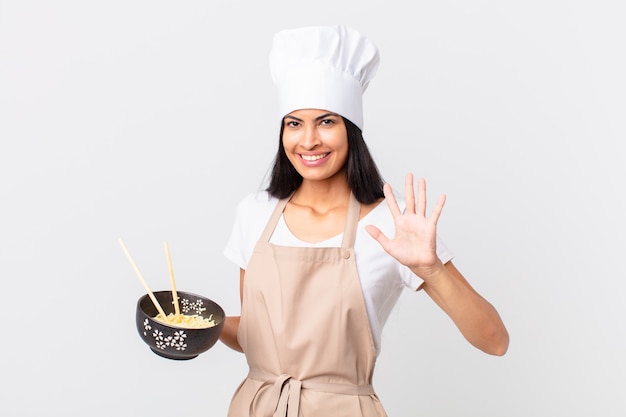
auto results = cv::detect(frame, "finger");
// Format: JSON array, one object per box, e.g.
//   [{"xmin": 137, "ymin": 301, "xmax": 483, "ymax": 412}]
[
  {"xmin": 416, "ymin": 177, "xmax": 427, "ymax": 216},
  {"xmin": 429, "ymin": 194, "xmax": 446, "ymax": 224},
  {"xmin": 404, "ymin": 173, "xmax": 415, "ymax": 214},
  {"xmin": 383, "ymin": 183, "xmax": 402, "ymax": 218},
  {"xmin": 365, "ymin": 225, "xmax": 392, "ymax": 250},
  {"xmin": 364, "ymin": 224, "xmax": 382, "ymax": 239}
]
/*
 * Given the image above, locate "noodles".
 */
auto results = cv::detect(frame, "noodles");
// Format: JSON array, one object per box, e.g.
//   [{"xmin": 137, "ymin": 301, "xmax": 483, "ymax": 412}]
[{"xmin": 154, "ymin": 312, "xmax": 217, "ymax": 329}]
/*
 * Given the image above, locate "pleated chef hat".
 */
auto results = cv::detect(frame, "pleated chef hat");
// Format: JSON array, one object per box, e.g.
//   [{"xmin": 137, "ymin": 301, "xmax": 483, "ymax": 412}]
[{"xmin": 269, "ymin": 25, "xmax": 380, "ymax": 130}]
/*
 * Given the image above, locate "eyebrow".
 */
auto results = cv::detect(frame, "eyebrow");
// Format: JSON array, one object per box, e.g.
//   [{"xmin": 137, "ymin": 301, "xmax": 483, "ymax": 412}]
[{"xmin": 284, "ymin": 112, "xmax": 339, "ymax": 122}]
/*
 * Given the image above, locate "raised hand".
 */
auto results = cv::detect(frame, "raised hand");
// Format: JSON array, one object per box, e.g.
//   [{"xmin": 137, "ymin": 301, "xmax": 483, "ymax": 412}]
[{"xmin": 365, "ymin": 173, "xmax": 446, "ymax": 279}]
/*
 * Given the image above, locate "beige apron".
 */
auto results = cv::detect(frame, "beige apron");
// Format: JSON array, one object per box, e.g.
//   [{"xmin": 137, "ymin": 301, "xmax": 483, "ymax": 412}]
[{"xmin": 227, "ymin": 193, "xmax": 387, "ymax": 417}]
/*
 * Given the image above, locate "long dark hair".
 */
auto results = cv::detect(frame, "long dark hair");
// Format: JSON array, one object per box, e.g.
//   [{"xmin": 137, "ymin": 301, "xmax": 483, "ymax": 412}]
[{"xmin": 265, "ymin": 117, "xmax": 385, "ymax": 204}]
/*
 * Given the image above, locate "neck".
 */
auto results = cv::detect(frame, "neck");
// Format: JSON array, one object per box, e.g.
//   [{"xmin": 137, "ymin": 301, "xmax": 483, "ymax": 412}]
[{"xmin": 291, "ymin": 176, "xmax": 351, "ymax": 212}]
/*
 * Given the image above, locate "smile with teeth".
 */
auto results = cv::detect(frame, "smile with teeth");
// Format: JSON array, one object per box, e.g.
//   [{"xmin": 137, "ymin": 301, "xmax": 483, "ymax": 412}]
[{"xmin": 300, "ymin": 153, "xmax": 329, "ymax": 161}]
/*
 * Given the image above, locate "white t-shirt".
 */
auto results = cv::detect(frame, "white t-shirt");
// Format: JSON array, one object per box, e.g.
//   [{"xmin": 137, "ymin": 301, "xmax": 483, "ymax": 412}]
[{"xmin": 223, "ymin": 191, "xmax": 454, "ymax": 354}]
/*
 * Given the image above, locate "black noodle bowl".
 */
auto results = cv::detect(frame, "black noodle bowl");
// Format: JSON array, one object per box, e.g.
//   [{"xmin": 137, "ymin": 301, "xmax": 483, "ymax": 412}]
[{"xmin": 135, "ymin": 290, "xmax": 225, "ymax": 360}]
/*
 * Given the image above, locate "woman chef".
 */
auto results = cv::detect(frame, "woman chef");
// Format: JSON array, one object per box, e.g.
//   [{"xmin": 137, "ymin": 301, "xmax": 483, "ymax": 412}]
[{"xmin": 219, "ymin": 25, "xmax": 509, "ymax": 417}]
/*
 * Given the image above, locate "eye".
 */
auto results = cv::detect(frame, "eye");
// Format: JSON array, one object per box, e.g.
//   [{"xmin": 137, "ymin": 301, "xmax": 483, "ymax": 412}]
[
  {"xmin": 285, "ymin": 120, "xmax": 300, "ymax": 128},
  {"xmin": 320, "ymin": 118, "xmax": 335, "ymax": 126}
]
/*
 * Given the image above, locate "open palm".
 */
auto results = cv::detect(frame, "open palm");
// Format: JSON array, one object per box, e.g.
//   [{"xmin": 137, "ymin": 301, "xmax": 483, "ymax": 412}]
[{"xmin": 365, "ymin": 173, "xmax": 446, "ymax": 277}]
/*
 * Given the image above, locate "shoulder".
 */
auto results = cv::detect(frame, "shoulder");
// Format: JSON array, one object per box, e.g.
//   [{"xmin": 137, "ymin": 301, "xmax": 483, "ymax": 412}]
[
  {"xmin": 232, "ymin": 191, "xmax": 281, "ymax": 240},
  {"xmin": 234, "ymin": 191, "xmax": 279, "ymax": 220},
  {"xmin": 224, "ymin": 191, "xmax": 281, "ymax": 269},
  {"xmin": 236, "ymin": 190, "xmax": 276, "ymax": 206}
]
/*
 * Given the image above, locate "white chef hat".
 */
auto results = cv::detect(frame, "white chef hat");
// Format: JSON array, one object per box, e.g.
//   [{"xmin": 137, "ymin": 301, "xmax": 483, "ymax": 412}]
[{"xmin": 269, "ymin": 25, "xmax": 380, "ymax": 130}]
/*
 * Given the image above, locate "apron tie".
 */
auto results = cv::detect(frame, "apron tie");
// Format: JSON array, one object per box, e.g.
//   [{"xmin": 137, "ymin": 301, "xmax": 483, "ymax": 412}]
[
  {"xmin": 249, "ymin": 373, "xmax": 301, "ymax": 417},
  {"xmin": 248, "ymin": 369, "xmax": 375, "ymax": 417}
]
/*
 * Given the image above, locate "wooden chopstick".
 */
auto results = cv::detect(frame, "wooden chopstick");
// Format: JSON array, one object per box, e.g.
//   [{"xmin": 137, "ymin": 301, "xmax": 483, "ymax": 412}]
[
  {"xmin": 164, "ymin": 241, "xmax": 180, "ymax": 317},
  {"xmin": 118, "ymin": 238, "xmax": 167, "ymax": 318}
]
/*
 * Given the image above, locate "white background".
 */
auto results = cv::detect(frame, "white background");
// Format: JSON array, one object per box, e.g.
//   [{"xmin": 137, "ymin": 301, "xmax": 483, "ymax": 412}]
[{"xmin": 1, "ymin": 1, "xmax": 625, "ymax": 416}]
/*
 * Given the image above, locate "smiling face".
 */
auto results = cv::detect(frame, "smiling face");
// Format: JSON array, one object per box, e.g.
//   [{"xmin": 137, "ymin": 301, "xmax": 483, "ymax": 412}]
[{"xmin": 281, "ymin": 109, "xmax": 349, "ymax": 183}]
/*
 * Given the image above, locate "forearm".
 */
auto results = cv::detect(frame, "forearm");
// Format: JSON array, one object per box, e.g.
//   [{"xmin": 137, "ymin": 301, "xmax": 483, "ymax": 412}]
[
  {"xmin": 219, "ymin": 316, "xmax": 243, "ymax": 353},
  {"xmin": 418, "ymin": 262, "xmax": 509, "ymax": 356}
]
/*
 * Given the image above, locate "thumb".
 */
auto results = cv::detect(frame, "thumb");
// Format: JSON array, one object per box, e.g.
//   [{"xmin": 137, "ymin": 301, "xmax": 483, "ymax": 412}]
[{"xmin": 365, "ymin": 225, "xmax": 391, "ymax": 247}]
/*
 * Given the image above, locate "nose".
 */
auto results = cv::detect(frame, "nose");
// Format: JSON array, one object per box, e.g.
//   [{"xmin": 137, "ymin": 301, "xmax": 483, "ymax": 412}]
[{"xmin": 301, "ymin": 125, "xmax": 320, "ymax": 150}]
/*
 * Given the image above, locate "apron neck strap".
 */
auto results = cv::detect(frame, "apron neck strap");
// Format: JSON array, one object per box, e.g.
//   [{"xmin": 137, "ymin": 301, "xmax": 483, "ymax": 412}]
[{"xmin": 341, "ymin": 192, "xmax": 360, "ymax": 249}]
